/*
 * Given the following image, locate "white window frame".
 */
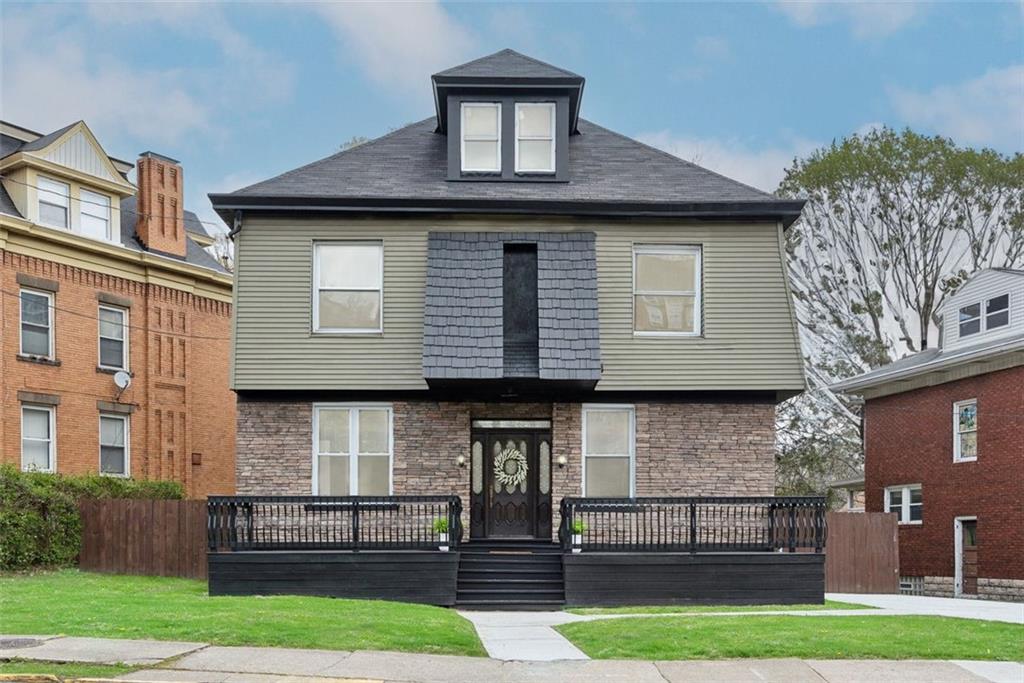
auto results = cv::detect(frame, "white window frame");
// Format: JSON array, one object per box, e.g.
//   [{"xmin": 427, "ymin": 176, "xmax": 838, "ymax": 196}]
[
  {"xmin": 311, "ymin": 403, "xmax": 393, "ymax": 495},
  {"xmin": 97, "ymin": 304, "xmax": 129, "ymax": 371},
  {"xmin": 19, "ymin": 288, "xmax": 54, "ymax": 359},
  {"xmin": 953, "ymin": 398, "xmax": 978, "ymax": 463},
  {"xmin": 21, "ymin": 404, "xmax": 56, "ymax": 473},
  {"xmin": 312, "ymin": 241, "xmax": 384, "ymax": 334},
  {"xmin": 953, "ymin": 515, "xmax": 978, "ymax": 597},
  {"xmin": 514, "ymin": 102, "xmax": 556, "ymax": 174},
  {"xmin": 884, "ymin": 484, "xmax": 923, "ymax": 525},
  {"xmin": 80, "ymin": 188, "xmax": 113, "ymax": 242},
  {"xmin": 460, "ymin": 102, "xmax": 502, "ymax": 173},
  {"xmin": 581, "ymin": 404, "xmax": 636, "ymax": 497},
  {"xmin": 632, "ymin": 244, "xmax": 703, "ymax": 337},
  {"xmin": 37, "ymin": 176, "xmax": 70, "ymax": 229},
  {"xmin": 984, "ymin": 294, "xmax": 1009, "ymax": 330},
  {"xmin": 99, "ymin": 413, "xmax": 130, "ymax": 478},
  {"xmin": 959, "ymin": 293, "xmax": 1010, "ymax": 338}
]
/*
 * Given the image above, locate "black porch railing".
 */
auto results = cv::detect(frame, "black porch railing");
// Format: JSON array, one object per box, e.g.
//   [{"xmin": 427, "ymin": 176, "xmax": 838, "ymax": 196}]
[
  {"xmin": 208, "ymin": 495, "xmax": 463, "ymax": 552},
  {"xmin": 558, "ymin": 496, "xmax": 827, "ymax": 553}
]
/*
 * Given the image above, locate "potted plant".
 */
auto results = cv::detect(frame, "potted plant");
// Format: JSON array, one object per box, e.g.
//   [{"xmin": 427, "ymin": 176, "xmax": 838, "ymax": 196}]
[
  {"xmin": 571, "ymin": 519, "xmax": 586, "ymax": 553},
  {"xmin": 433, "ymin": 517, "xmax": 450, "ymax": 552}
]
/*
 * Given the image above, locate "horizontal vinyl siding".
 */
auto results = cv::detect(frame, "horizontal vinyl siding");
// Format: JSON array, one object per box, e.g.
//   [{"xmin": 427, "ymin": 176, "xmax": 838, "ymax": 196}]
[
  {"xmin": 232, "ymin": 217, "xmax": 805, "ymax": 392},
  {"xmin": 941, "ymin": 271, "xmax": 1024, "ymax": 350}
]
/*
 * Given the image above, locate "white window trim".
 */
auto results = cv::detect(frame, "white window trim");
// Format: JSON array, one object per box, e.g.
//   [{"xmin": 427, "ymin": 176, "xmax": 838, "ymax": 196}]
[
  {"xmin": 581, "ymin": 404, "xmax": 636, "ymax": 497},
  {"xmin": 460, "ymin": 102, "xmax": 502, "ymax": 173},
  {"xmin": 632, "ymin": 244, "xmax": 703, "ymax": 337},
  {"xmin": 80, "ymin": 188, "xmax": 114, "ymax": 242},
  {"xmin": 311, "ymin": 403, "xmax": 394, "ymax": 495},
  {"xmin": 959, "ymin": 294, "xmax": 1010, "ymax": 338},
  {"xmin": 514, "ymin": 102, "xmax": 556, "ymax": 174},
  {"xmin": 99, "ymin": 413, "xmax": 130, "ymax": 478},
  {"xmin": 21, "ymin": 404, "xmax": 56, "ymax": 473},
  {"xmin": 37, "ymin": 175, "xmax": 70, "ymax": 230},
  {"xmin": 98, "ymin": 304, "xmax": 129, "ymax": 371},
  {"xmin": 19, "ymin": 288, "xmax": 54, "ymax": 359},
  {"xmin": 884, "ymin": 484, "xmax": 923, "ymax": 525},
  {"xmin": 953, "ymin": 515, "xmax": 977, "ymax": 597},
  {"xmin": 311, "ymin": 241, "xmax": 384, "ymax": 335},
  {"xmin": 952, "ymin": 398, "xmax": 978, "ymax": 462}
]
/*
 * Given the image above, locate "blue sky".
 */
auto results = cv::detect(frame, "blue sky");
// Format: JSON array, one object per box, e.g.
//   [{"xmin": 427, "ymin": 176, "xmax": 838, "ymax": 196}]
[{"xmin": 2, "ymin": 1, "xmax": 1021, "ymax": 232}]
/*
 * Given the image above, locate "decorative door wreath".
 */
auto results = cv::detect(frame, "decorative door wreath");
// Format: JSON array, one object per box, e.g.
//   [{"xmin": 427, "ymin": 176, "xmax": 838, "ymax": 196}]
[{"xmin": 494, "ymin": 445, "xmax": 528, "ymax": 487}]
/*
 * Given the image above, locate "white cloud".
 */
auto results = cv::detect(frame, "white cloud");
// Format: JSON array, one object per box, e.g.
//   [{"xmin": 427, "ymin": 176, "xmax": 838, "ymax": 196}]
[
  {"xmin": 888, "ymin": 65, "xmax": 1024, "ymax": 150},
  {"xmin": 775, "ymin": 1, "xmax": 922, "ymax": 38},
  {"xmin": 637, "ymin": 131, "xmax": 821, "ymax": 193},
  {"xmin": 693, "ymin": 36, "xmax": 732, "ymax": 61},
  {"xmin": 311, "ymin": 2, "xmax": 476, "ymax": 94}
]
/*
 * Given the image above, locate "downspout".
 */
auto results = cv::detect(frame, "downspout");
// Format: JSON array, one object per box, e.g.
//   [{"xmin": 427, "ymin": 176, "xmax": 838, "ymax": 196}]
[{"xmin": 228, "ymin": 210, "xmax": 243, "ymax": 240}]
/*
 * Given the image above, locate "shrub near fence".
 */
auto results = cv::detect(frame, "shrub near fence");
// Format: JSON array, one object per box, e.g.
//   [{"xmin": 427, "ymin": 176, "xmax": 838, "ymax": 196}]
[{"xmin": 0, "ymin": 465, "xmax": 183, "ymax": 570}]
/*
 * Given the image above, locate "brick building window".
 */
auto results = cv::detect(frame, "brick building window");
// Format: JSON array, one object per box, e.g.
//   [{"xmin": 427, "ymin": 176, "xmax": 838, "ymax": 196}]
[
  {"xmin": 582, "ymin": 405, "xmax": 634, "ymax": 497},
  {"xmin": 313, "ymin": 405, "xmax": 391, "ymax": 495},
  {"xmin": 313, "ymin": 242, "xmax": 383, "ymax": 333},
  {"xmin": 100, "ymin": 414, "xmax": 129, "ymax": 477},
  {"xmin": 885, "ymin": 484, "xmax": 922, "ymax": 524},
  {"xmin": 633, "ymin": 245, "xmax": 701, "ymax": 335},
  {"xmin": 20, "ymin": 289, "xmax": 54, "ymax": 358},
  {"xmin": 22, "ymin": 405, "xmax": 55, "ymax": 472},
  {"xmin": 953, "ymin": 399, "xmax": 978, "ymax": 462},
  {"xmin": 98, "ymin": 305, "xmax": 128, "ymax": 370},
  {"xmin": 38, "ymin": 176, "xmax": 70, "ymax": 229}
]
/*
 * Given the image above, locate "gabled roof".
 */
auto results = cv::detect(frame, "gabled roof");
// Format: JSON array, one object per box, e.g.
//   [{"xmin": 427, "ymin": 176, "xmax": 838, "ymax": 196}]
[
  {"xmin": 435, "ymin": 48, "xmax": 581, "ymax": 80},
  {"xmin": 18, "ymin": 121, "xmax": 80, "ymax": 152},
  {"xmin": 212, "ymin": 118, "xmax": 802, "ymax": 224}
]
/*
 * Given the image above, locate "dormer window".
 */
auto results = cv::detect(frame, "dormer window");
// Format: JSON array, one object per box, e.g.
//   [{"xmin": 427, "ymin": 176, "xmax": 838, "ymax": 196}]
[
  {"xmin": 959, "ymin": 294, "xmax": 1010, "ymax": 338},
  {"xmin": 986, "ymin": 294, "xmax": 1009, "ymax": 329},
  {"xmin": 38, "ymin": 177, "xmax": 70, "ymax": 229},
  {"xmin": 460, "ymin": 103, "xmax": 501, "ymax": 173},
  {"xmin": 515, "ymin": 103, "xmax": 555, "ymax": 174},
  {"xmin": 80, "ymin": 189, "xmax": 112, "ymax": 241}
]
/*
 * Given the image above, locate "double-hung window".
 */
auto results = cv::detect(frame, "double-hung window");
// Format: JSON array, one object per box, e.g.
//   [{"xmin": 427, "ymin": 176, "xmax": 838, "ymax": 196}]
[
  {"xmin": 99, "ymin": 414, "xmax": 129, "ymax": 476},
  {"xmin": 985, "ymin": 294, "xmax": 1009, "ymax": 330},
  {"xmin": 313, "ymin": 242, "xmax": 383, "ymax": 333},
  {"xmin": 582, "ymin": 405, "xmax": 634, "ymax": 497},
  {"xmin": 515, "ymin": 103, "xmax": 555, "ymax": 173},
  {"xmin": 80, "ymin": 189, "xmax": 112, "ymax": 241},
  {"xmin": 885, "ymin": 484, "xmax": 922, "ymax": 524},
  {"xmin": 959, "ymin": 294, "xmax": 1010, "ymax": 338},
  {"xmin": 22, "ymin": 405, "xmax": 55, "ymax": 472},
  {"xmin": 314, "ymin": 405, "xmax": 392, "ymax": 495},
  {"xmin": 633, "ymin": 245, "xmax": 701, "ymax": 335},
  {"xmin": 98, "ymin": 305, "xmax": 128, "ymax": 370},
  {"xmin": 38, "ymin": 177, "xmax": 70, "ymax": 229},
  {"xmin": 953, "ymin": 399, "xmax": 978, "ymax": 462},
  {"xmin": 20, "ymin": 289, "xmax": 53, "ymax": 358},
  {"xmin": 461, "ymin": 103, "xmax": 501, "ymax": 173}
]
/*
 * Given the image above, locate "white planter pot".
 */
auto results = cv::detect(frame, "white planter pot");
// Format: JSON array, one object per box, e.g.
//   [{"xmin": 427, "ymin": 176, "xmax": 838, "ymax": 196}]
[
  {"xmin": 572, "ymin": 533, "xmax": 582, "ymax": 553},
  {"xmin": 439, "ymin": 532, "xmax": 449, "ymax": 552}
]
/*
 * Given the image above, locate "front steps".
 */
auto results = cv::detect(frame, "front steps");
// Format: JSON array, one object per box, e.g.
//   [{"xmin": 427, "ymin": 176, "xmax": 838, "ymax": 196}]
[{"xmin": 455, "ymin": 539, "xmax": 565, "ymax": 610}]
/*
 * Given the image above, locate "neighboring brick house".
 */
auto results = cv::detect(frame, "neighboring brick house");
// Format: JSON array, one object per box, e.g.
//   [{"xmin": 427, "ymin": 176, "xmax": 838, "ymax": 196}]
[
  {"xmin": 835, "ymin": 268, "xmax": 1024, "ymax": 602},
  {"xmin": 1, "ymin": 120, "xmax": 235, "ymax": 497}
]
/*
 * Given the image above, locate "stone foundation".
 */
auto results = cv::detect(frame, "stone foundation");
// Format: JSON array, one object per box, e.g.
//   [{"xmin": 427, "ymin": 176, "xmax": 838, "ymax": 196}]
[{"xmin": 909, "ymin": 575, "xmax": 1024, "ymax": 602}]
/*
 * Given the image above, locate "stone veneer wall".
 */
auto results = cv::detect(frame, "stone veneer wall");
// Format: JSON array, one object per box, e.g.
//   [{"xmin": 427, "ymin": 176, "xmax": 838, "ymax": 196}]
[{"xmin": 914, "ymin": 576, "xmax": 1024, "ymax": 602}]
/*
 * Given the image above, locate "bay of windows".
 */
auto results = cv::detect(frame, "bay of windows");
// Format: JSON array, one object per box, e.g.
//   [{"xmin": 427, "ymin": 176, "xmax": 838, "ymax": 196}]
[
  {"xmin": 633, "ymin": 245, "xmax": 702, "ymax": 334},
  {"xmin": 314, "ymin": 405, "xmax": 392, "ymax": 495},
  {"xmin": 313, "ymin": 242, "xmax": 383, "ymax": 333},
  {"xmin": 582, "ymin": 405, "xmax": 635, "ymax": 497}
]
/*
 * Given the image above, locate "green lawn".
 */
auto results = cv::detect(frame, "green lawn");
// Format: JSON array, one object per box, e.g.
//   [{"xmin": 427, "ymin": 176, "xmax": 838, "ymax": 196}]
[
  {"xmin": 0, "ymin": 570, "xmax": 485, "ymax": 657},
  {"xmin": 0, "ymin": 660, "xmax": 135, "ymax": 679},
  {"xmin": 567, "ymin": 600, "xmax": 872, "ymax": 615},
  {"xmin": 556, "ymin": 614, "xmax": 1024, "ymax": 661}
]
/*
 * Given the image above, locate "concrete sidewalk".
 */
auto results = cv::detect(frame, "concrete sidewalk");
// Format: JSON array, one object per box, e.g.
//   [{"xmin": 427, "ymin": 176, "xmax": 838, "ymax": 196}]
[
  {"xmin": 827, "ymin": 593, "xmax": 1024, "ymax": 624},
  {"xmin": 2, "ymin": 636, "xmax": 1023, "ymax": 683}
]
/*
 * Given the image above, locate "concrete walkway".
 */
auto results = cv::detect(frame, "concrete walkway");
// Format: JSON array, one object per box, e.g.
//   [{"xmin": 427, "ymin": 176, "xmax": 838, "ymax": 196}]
[
  {"xmin": 457, "ymin": 611, "xmax": 588, "ymax": 661},
  {"xmin": 827, "ymin": 593, "xmax": 1024, "ymax": 624}
]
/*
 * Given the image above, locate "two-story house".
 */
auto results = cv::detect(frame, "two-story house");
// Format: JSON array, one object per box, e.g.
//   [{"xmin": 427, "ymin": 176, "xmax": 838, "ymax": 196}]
[
  {"xmin": 1, "ymin": 120, "xmax": 236, "ymax": 497},
  {"xmin": 208, "ymin": 50, "xmax": 818, "ymax": 607},
  {"xmin": 835, "ymin": 268, "xmax": 1024, "ymax": 602}
]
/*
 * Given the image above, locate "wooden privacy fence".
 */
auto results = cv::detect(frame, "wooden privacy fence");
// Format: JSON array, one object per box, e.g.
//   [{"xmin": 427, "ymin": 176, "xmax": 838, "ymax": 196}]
[
  {"xmin": 79, "ymin": 499, "xmax": 207, "ymax": 580},
  {"xmin": 824, "ymin": 511, "xmax": 899, "ymax": 593}
]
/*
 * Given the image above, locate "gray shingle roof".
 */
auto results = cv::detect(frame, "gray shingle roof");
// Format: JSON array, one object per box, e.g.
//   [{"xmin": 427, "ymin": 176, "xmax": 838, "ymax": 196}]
[
  {"xmin": 423, "ymin": 231, "xmax": 600, "ymax": 382},
  {"xmin": 435, "ymin": 49, "xmax": 581, "ymax": 80},
  {"xmin": 224, "ymin": 118, "xmax": 778, "ymax": 204},
  {"xmin": 0, "ymin": 181, "xmax": 20, "ymax": 217},
  {"xmin": 119, "ymin": 196, "xmax": 228, "ymax": 273},
  {"xmin": 18, "ymin": 121, "xmax": 80, "ymax": 152}
]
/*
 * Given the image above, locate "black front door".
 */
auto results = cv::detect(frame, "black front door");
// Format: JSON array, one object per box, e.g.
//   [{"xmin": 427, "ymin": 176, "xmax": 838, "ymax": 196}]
[{"xmin": 470, "ymin": 428, "xmax": 552, "ymax": 539}]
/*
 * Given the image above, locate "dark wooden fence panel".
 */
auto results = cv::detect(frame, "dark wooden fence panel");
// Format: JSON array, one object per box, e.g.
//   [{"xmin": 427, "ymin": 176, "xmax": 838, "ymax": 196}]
[
  {"xmin": 79, "ymin": 499, "xmax": 207, "ymax": 580},
  {"xmin": 824, "ymin": 511, "xmax": 899, "ymax": 593}
]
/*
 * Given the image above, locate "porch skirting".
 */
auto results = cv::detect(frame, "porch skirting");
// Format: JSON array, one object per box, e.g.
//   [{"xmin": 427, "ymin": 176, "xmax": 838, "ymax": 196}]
[
  {"xmin": 563, "ymin": 552, "xmax": 825, "ymax": 606},
  {"xmin": 208, "ymin": 550, "xmax": 460, "ymax": 606}
]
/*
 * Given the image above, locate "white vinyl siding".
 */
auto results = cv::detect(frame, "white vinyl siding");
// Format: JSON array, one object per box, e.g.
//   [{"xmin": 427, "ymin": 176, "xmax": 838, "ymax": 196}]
[
  {"xmin": 953, "ymin": 399, "xmax": 978, "ymax": 462},
  {"xmin": 38, "ymin": 176, "xmax": 70, "ymax": 229},
  {"xmin": 313, "ymin": 404, "xmax": 392, "ymax": 495},
  {"xmin": 941, "ymin": 270, "xmax": 1023, "ymax": 350},
  {"xmin": 461, "ymin": 103, "xmax": 501, "ymax": 173},
  {"xmin": 22, "ymin": 405, "xmax": 56, "ymax": 472},
  {"xmin": 99, "ymin": 414, "xmax": 129, "ymax": 477},
  {"xmin": 20, "ymin": 289, "xmax": 54, "ymax": 358},
  {"xmin": 313, "ymin": 242, "xmax": 383, "ymax": 334},
  {"xmin": 582, "ymin": 405, "xmax": 635, "ymax": 497},
  {"xmin": 633, "ymin": 245, "xmax": 702, "ymax": 335},
  {"xmin": 98, "ymin": 305, "xmax": 128, "ymax": 370},
  {"xmin": 515, "ymin": 103, "xmax": 555, "ymax": 173},
  {"xmin": 885, "ymin": 484, "xmax": 923, "ymax": 524}
]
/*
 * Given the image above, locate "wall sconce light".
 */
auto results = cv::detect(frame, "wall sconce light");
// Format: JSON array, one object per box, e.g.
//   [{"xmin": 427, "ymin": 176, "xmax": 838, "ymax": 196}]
[
  {"xmin": 456, "ymin": 454, "xmax": 467, "ymax": 468},
  {"xmin": 556, "ymin": 454, "xmax": 567, "ymax": 469}
]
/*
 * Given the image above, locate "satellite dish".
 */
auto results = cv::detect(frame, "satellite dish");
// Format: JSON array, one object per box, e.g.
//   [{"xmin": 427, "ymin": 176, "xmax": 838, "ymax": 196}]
[{"xmin": 113, "ymin": 371, "xmax": 132, "ymax": 390}]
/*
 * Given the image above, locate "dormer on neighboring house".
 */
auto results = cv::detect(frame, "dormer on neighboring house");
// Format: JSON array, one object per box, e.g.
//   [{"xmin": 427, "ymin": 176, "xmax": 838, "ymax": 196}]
[{"xmin": 940, "ymin": 268, "xmax": 1024, "ymax": 350}]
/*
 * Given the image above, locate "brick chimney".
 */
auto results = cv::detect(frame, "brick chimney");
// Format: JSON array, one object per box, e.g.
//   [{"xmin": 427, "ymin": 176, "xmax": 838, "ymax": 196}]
[{"xmin": 135, "ymin": 151, "xmax": 186, "ymax": 257}]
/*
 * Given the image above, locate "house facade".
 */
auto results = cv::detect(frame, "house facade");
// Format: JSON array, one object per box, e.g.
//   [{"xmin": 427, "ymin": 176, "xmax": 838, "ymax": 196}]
[
  {"xmin": 835, "ymin": 268, "xmax": 1024, "ymax": 602},
  {"xmin": 1, "ymin": 120, "xmax": 236, "ymax": 498}
]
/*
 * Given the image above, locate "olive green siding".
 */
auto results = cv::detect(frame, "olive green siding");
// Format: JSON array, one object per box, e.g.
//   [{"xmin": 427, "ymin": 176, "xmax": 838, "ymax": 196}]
[{"xmin": 231, "ymin": 216, "xmax": 805, "ymax": 392}]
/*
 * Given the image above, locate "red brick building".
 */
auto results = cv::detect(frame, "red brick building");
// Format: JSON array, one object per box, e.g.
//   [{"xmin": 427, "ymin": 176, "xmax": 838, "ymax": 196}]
[
  {"xmin": 836, "ymin": 269, "xmax": 1024, "ymax": 601},
  {"xmin": 1, "ymin": 120, "xmax": 235, "ymax": 497}
]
